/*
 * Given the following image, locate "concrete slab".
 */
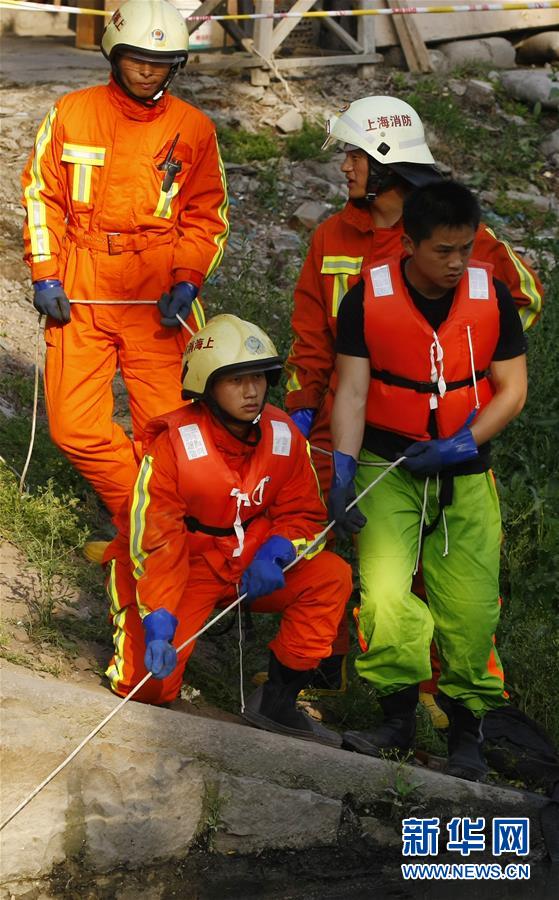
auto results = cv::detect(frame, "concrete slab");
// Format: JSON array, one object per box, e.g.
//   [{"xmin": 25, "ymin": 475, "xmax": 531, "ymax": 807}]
[{"xmin": 0, "ymin": 664, "xmax": 551, "ymax": 886}]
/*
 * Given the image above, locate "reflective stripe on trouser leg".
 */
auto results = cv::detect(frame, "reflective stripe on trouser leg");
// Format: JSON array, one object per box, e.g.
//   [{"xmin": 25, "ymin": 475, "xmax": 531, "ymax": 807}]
[
  {"xmin": 422, "ymin": 471, "xmax": 506, "ymax": 715},
  {"xmin": 353, "ymin": 451, "xmax": 434, "ymax": 693}
]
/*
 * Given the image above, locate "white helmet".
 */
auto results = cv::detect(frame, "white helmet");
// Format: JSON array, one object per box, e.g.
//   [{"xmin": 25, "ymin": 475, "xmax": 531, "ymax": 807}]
[
  {"xmin": 181, "ymin": 315, "xmax": 283, "ymax": 400},
  {"xmin": 102, "ymin": 0, "xmax": 189, "ymax": 67},
  {"xmin": 323, "ymin": 96, "xmax": 440, "ymax": 187}
]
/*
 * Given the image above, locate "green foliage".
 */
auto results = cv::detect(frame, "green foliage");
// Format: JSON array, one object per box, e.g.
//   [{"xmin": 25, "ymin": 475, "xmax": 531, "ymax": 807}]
[
  {"xmin": 285, "ymin": 121, "xmax": 328, "ymax": 161},
  {"xmin": 0, "ymin": 466, "xmax": 89, "ymax": 626},
  {"xmin": 218, "ymin": 125, "xmax": 279, "ymax": 163},
  {"xmin": 218, "ymin": 120, "xmax": 330, "ymax": 165},
  {"xmin": 492, "ymin": 255, "xmax": 559, "ymax": 742}
]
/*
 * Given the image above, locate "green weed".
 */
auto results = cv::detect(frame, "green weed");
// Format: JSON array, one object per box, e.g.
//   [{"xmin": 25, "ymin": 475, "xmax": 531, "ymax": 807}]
[
  {"xmin": 0, "ymin": 466, "xmax": 89, "ymax": 626},
  {"xmin": 285, "ymin": 121, "xmax": 329, "ymax": 161},
  {"xmin": 218, "ymin": 125, "xmax": 279, "ymax": 163}
]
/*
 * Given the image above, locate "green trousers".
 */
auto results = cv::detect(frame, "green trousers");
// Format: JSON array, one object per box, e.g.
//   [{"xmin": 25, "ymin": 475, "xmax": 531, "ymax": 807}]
[{"xmin": 354, "ymin": 452, "xmax": 506, "ymax": 715}]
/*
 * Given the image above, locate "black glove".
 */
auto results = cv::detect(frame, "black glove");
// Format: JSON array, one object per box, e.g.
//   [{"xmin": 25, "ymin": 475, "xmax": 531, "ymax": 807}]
[
  {"xmin": 32, "ymin": 279, "xmax": 71, "ymax": 323},
  {"xmin": 327, "ymin": 450, "xmax": 367, "ymax": 541},
  {"xmin": 158, "ymin": 281, "xmax": 198, "ymax": 327}
]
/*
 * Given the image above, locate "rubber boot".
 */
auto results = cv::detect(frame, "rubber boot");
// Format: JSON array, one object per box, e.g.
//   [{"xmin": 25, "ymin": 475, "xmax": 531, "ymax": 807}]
[
  {"xmin": 419, "ymin": 691, "xmax": 449, "ymax": 730},
  {"xmin": 242, "ymin": 652, "xmax": 342, "ymax": 748},
  {"xmin": 299, "ymin": 654, "xmax": 348, "ymax": 697},
  {"xmin": 343, "ymin": 685, "xmax": 419, "ymax": 757},
  {"xmin": 437, "ymin": 693, "xmax": 488, "ymax": 782},
  {"xmin": 82, "ymin": 540, "xmax": 110, "ymax": 564}
]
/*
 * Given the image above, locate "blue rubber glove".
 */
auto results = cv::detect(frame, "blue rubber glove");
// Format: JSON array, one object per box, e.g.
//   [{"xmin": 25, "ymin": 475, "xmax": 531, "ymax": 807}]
[
  {"xmin": 158, "ymin": 281, "xmax": 198, "ymax": 327},
  {"xmin": 403, "ymin": 424, "xmax": 479, "ymax": 477},
  {"xmin": 143, "ymin": 608, "xmax": 179, "ymax": 679},
  {"xmin": 327, "ymin": 450, "xmax": 367, "ymax": 540},
  {"xmin": 289, "ymin": 408, "xmax": 316, "ymax": 439},
  {"xmin": 32, "ymin": 279, "xmax": 71, "ymax": 323},
  {"xmin": 240, "ymin": 535, "xmax": 296, "ymax": 605}
]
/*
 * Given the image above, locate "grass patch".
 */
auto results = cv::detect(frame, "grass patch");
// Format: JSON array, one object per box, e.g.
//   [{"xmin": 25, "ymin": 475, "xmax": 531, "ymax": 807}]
[{"xmin": 218, "ymin": 125, "xmax": 280, "ymax": 163}]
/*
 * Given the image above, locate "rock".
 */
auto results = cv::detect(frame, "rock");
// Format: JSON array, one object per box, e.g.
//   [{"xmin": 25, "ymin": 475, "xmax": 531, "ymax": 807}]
[
  {"xmin": 448, "ymin": 79, "xmax": 467, "ymax": 97},
  {"xmin": 516, "ymin": 32, "xmax": 559, "ymax": 65},
  {"xmin": 213, "ymin": 773, "xmax": 341, "ymax": 853},
  {"xmin": 11, "ymin": 627, "xmax": 31, "ymax": 644},
  {"xmin": 428, "ymin": 50, "xmax": 449, "ymax": 74},
  {"xmin": 0, "ymin": 667, "xmax": 551, "ymax": 882},
  {"xmin": 439, "ymin": 37, "xmax": 515, "ymax": 69},
  {"xmin": 464, "ymin": 79, "xmax": 495, "ymax": 108},
  {"xmin": 275, "ymin": 110, "xmax": 304, "ymax": 134},
  {"xmin": 73, "ymin": 656, "xmax": 92, "ymax": 671},
  {"xmin": 360, "ymin": 816, "xmax": 401, "ymax": 848},
  {"xmin": 289, "ymin": 200, "xmax": 330, "ymax": 230},
  {"xmin": 500, "ymin": 70, "xmax": 559, "ymax": 110},
  {"xmin": 232, "ymin": 83, "xmax": 265, "ymax": 100},
  {"xmin": 541, "ymin": 128, "xmax": 559, "ymax": 157},
  {"xmin": 260, "ymin": 92, "xmax": 281, "ymax": 107}
]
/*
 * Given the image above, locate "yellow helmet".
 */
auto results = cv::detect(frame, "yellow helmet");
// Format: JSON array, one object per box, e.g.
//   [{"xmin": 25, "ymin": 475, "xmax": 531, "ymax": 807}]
[
  {"xmin": 101, "ymin": 0, "xmax": 189, "ymax": 67},
  {"xmin": 181, "ymin": 315, "xmax": 283, "ymax": 399}
]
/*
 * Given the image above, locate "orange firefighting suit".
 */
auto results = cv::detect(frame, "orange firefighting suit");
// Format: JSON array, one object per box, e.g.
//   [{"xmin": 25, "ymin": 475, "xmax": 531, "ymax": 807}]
[
  {"xmin": 285, "ymin": 201, "xmax": 542, "ymax": 659},
  {"xmin": 21, "ymin": 77, "xmax": 229, "ymax": 518},
  {"xmin": 104, "ymin": 401, "xmax": 352, "ymax": 705}
]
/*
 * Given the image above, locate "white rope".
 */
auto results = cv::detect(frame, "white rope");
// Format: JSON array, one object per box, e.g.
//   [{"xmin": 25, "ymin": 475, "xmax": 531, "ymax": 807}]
[
  {"xmin": 0, "ymin": 455, "xmax": 404, "ymax": 832},
  {"xmin": 17, "ymin": 302, "xmax": 196, "ymax": 492},
  {"xmin": 237, "ymin": 598, "xmax": 245, "ymax": 714},
  {"xmin": 18, "ymin": 317, "xmax": 42, "ymax": 494},
  {"xmin": 466, "ymin": 325, "xmax": 480, "ymax": 409},
  {"xmin": 310, "ymin": 444, "xmax": 398, "ymax": 468}
]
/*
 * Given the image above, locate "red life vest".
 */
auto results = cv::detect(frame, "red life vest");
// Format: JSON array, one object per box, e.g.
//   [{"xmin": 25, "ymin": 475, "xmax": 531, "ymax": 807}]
[
  {"xmin": 363, "ymin": 257, "xmax": 499, "ymax": 441},
  {"xmin": 148, "ymin": 402, "xmax": 297, "ymax": 568}
]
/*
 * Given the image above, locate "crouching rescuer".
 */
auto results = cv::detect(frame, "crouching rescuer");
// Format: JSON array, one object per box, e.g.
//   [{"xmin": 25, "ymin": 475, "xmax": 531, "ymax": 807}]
[
  {"xmin": 104, "ymin": 315, "xmax": 352, "ymax": 747},
  {"xmin": 330, "ymin": 181, "xmax": 528, "ymax": 780}
]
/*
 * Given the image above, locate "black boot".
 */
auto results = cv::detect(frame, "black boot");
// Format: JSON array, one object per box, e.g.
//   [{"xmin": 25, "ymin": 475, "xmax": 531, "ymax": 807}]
[
  {"xmin": 343, "ymin": 685, "xmax": 419, "ymax": 757},
  {"xmin": 300, "ymin": 654, "xmax": 347, "ymax": 696},
  {"xmin": 437, "ymin": 693, "xmax": 488, "ymax": 782},
  {"xmin": 243, "ymin": 652, "xmax": 342, "ymax": 748}
]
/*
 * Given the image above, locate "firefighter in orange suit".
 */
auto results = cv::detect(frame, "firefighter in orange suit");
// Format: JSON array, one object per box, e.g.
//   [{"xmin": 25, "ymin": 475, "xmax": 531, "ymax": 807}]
[
  {"xmin": 285, "ymin": 96, "xmax": 542, "ymax": 695},
  {"xmin": 21, "ymin": 1, "xmax": 229, "ymax": 521},
  {"xmin": 104, "ymin": 315, "xmax": 352, "ymax": 747}
]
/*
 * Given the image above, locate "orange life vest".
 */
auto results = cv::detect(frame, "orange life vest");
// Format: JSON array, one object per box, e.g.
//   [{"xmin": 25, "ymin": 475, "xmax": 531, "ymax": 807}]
[
  {"xmin": 150, "ymin": 402, "xmax": 297, "ymax": 564},
  {"xmin": 363, "ymin": 258, "xmax": 499, "ymax": 441}
]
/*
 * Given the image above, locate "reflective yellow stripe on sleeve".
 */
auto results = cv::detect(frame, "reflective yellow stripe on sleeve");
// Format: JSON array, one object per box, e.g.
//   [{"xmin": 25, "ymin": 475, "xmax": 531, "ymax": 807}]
[
  {"xmin": 190, "ymin": 296, "xmax": 206, "ymax": 330},
  {"xmin": 484, "ymin": 226, "xmax": 542, "ymax": 331},
  {"xmin": 24, "ymin": 106, "xmax": 57, "ymax": 263},
  {"xmin": 130, "ymin": 455, "xmax": 154, "ymax": 583},
  {"xmin": 205, "ymin": 135, "xmax": 230, "ymax": 279},
  {"xmin": 290, "ymin": 442, "xmax": 327, "ymax": 560},
  {"xmin": 321, "ymin": 256, "xmax": 363, "ymax": 318},
  {"xmin": 285, "ymin": 344, "xmax": 302, "ymax": 394}
]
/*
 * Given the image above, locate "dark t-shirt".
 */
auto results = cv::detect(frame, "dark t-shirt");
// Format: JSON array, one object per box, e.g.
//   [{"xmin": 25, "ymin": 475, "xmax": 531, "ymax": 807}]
[{"xmin": 336, "ymin": 261, "xmax": 527, "ymax": 474}]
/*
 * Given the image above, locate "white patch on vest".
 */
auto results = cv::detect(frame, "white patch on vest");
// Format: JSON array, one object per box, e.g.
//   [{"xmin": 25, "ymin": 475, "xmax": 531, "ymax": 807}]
[
  {"xmin": 271, "ymin": 420, "xmax": 292, "ymax": 456},
  {"xmin": 370, "ymin": 264, "xmax": 393, "ymax": 297},
  {"xmin": 467, "ymin": 266, "xmax": 489, "ymax": 300},
  {"xmin": 178, "ymin": 424, "xmax": 208, "ymax": 460}
]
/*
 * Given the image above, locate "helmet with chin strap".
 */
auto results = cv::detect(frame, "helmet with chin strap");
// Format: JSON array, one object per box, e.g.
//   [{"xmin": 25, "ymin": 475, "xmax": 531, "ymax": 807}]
[
  {"xmin": 323, "ymin": 96, "xmax": 441, "ymax": 201},
  {"xmin": 101, "ymin": 0, "xmax": 189, "ymax": 105}
]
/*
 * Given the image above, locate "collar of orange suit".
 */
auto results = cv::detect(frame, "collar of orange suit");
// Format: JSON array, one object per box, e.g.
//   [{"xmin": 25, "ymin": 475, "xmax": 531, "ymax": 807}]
[
  {"xmin": 106, "ymin": 75, "xmax": 170, "ymax": 122},
  {"xmin": 340, "ymin": 199, "xmax": 404, "ymax": 236}
]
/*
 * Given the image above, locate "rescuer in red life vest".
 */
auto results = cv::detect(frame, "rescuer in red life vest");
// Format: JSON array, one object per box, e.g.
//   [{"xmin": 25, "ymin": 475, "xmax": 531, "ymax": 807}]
[
  {"xmin": 330, "ymin": 181, "xmax": 528, "ymax": 781},
  {"xmin": 285, "ymin": 96, "xmax": 542, "ymax": 707},
  {"xmin": 103, "ymin": 314, "xmax": 352, "ymax": 747}
]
